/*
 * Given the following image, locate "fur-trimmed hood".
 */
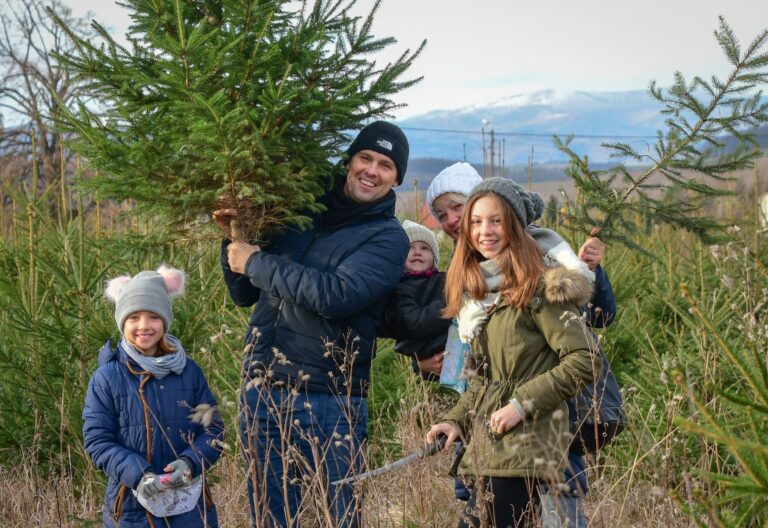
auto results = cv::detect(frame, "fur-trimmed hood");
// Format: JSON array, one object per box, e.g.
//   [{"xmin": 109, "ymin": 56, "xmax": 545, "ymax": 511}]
[
  {"xmin": 457, "ymin": 264, "xmax": 593, "ymax": 344},
  {"xmin": 543, "ymin": 266, "xmax": 594, "ymax": 308}
]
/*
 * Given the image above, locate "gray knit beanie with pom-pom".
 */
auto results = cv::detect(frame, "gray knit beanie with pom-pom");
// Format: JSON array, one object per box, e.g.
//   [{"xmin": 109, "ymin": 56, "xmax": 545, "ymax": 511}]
[{"xmin": 469, "ymin": 177, "xmax": 544, "ymax": 227}]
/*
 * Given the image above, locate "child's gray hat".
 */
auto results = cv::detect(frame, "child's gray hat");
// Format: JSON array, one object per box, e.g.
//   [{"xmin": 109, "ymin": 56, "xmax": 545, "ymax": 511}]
[
  {"xmin": 402, "ymin": 220, "xmax": 440, "ymax": 266},
  {"xmin": 426, "ymin": 162, "xmax": 483, "ymax": 218},
  {"xmin": 469, "ymin": 177, "xmax": 544, "ymax": 227},
  {"xmin": 104, "ymin": 265, "xmax": 186, "ymax": 332}
]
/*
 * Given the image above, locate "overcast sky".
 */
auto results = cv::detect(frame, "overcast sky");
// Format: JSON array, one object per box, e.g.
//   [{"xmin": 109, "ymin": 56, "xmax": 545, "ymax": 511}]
[{"xmin": 59, "ymin": 0, "xmax": 767, "ymax": 118}]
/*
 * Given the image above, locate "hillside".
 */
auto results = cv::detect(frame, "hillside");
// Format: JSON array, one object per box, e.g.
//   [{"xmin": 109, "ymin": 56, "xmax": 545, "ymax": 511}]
[
  {"xmin": 397, "ymin": 89, "xmax": 768, "ymax": 165},
  {"xmin": 400, "ymin": 157, "xmax": 616, "ymax": 191}
]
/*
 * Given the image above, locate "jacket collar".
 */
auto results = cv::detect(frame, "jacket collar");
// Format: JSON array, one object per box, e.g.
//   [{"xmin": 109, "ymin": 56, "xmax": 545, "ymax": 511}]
[
  {"xmin": 318, "ymin": 173, "xmax": 397, "ymax": 230},
  {"xmin": 97, "ymin": 339, "xmax": 118, "ymax": 367}
]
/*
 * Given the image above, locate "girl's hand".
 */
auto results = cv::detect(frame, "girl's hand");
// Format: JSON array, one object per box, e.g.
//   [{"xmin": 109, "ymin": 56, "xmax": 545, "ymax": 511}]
[
  {"xmin": 426, "ymin": 422, "xmax": 460, "ymax": 451},
  {"xmin": 212, "ymin": 208, "xmax": 238, "ymax": 239},
  {"xmin": 227, "ymin": 240, "xmax": 261, "ymax": 274},
  {"xmin": 489, "ymin": 403, "xmax": 522, "ymax": 436},
  {"xmin": 161, "ymin": 459, "xmax": 192, "ymax": 489}
]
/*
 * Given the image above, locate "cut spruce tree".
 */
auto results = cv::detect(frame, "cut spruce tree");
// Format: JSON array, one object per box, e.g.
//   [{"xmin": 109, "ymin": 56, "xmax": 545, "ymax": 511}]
[
  {"xmin": 50, "ymin": 0, "xmax": 422, "ymax": 241},
  {"xmin": 555, "ymin": 17, "xmax": 768, "ymax": 250}
]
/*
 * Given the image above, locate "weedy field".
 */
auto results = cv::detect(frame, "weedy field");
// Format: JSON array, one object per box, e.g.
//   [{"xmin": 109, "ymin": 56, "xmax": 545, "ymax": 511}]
[{"xmin": 1, "ymin": 165, "xmax": 767, "ymax": 527}]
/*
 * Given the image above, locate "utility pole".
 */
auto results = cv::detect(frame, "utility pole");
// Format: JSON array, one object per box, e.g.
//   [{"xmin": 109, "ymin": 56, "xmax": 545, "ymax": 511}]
[
  {"xmin": 481, "ymin": 127, "xmax": 487, "ymax": 178},
  {"xmin": 527, "ymin": 145, "xmax": 534, "ymax": 190},
  {"xmin": 489, "ymin": 129, "xmax": 495, "ymax": 178},
  {"xmin": 501, "ymin": 138, "xmax": 505, "ymax": 178}
]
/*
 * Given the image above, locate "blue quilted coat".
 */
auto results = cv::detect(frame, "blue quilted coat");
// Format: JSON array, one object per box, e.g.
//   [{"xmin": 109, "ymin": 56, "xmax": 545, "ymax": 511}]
[
  {"xmin": 83, "ymin": 340, "xmax": 224, "ymax": 527},
  {"xmin": 222, "ymin": 188, "xmax": 409, "ymax": 397}
]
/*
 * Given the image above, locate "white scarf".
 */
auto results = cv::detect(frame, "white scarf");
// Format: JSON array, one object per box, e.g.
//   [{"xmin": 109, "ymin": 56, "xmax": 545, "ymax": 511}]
[{"xmin": 457, "ymin": 259, "xmax": 504, "ymax": 343}]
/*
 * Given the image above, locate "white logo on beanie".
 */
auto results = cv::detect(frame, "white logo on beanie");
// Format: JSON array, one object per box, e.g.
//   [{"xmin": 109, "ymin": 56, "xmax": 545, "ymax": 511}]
[{"xmin": 376, "ymin": 138, "xmax": 393, "ymax": 151}]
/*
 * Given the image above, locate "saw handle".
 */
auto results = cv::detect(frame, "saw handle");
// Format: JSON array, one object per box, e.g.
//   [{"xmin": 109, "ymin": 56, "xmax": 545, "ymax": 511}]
[{"xmin": 421, "ymin": 434, "xmax": 448, "ymax": 458}]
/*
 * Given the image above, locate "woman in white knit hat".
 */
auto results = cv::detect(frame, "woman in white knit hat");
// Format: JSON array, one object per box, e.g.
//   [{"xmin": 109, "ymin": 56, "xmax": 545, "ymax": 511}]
[{"xmin": 427, "ymin": 162, "xmax": 483, "ymax": 241}]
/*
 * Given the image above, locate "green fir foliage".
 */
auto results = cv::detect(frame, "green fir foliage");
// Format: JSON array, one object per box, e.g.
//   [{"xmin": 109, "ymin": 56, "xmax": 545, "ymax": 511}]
[
  {"xmin": 556, "ymin": 17, "xmax": 768, "ymax": 250},
  {"xmin": 49, "ymin": 0, "xmax": 423, "ymax": 240}
]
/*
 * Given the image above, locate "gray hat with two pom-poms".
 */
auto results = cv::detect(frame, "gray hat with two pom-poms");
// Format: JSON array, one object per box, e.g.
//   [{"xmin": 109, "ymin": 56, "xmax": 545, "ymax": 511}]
[
  {"xmin": 469, "ymin": 177, "xmax": 545, "ymax": 227},
  {"xmin": 104, "ymin": 265, "xmax": 186, "ymax": 333}
]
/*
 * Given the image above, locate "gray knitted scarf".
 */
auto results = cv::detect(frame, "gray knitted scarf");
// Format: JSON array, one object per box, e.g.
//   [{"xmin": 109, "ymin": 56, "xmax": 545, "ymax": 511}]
[
  {"xmin": 121, "ymin": 335, "xmax": 187, "ymax": 379},
  {"xmin": 457, "ymin": 259, "xmax": 504, "ymax": 343},
  {"xmin": 526, "ymin": 225, "xmax": 594, "ymax": 282}
]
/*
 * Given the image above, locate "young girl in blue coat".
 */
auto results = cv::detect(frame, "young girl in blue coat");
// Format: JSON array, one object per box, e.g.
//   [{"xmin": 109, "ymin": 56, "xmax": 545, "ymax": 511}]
[{"xmin": 83, "ymin": 266, "xmax": 224, "ymax": 527}]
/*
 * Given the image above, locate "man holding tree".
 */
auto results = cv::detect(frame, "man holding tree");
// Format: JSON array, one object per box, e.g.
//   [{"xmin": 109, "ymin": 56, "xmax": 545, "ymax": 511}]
[{"xmin": 214, "ymin": 121, "xmax": 410, "ymax": 527}]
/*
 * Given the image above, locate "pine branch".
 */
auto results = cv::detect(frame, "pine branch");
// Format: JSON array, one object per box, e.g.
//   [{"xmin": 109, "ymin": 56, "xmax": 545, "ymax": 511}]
[
  {"xmin": 50, "ymin": 0, "xmax": 422, "ymax": 241},
  {"xmin": 557, "ymin": 17, "xmax": 768, "ymax": 247}
]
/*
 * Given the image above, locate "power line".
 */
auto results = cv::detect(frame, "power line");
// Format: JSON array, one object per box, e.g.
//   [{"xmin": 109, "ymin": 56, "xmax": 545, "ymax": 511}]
[
  {"xmin": 399, "ymin": 125, "xmax": 657, "ymax": 140},
  {"xmin": 399, "ymin": 125, "xmax": 768, "ymax": 140}
]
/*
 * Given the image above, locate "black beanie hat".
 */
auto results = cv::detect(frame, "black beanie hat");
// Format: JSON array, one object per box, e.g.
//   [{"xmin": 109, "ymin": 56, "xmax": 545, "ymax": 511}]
[{"xmin": 346, "ymin": 121, "xmax": 409, "ymax": 184}]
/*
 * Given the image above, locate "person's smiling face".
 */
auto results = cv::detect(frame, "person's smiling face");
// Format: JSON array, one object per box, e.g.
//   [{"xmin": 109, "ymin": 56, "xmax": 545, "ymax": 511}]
[
  {"xmin": 432, "ymin": 192, "xmax": 467, "ymax": 241},
  {"xmin": 469, "ymin": 195, "xmax": 509, "ymax": 259},
  {"xmin": 344, "ymin": 150, "xmax": 399, "ymax": 203},
  {"xmin": 405, "ymin": 241, "xmax": 435, "ymax": 273},
  {"xmin": 124, "ymin": 311, "xmax": 164, "ymax": 356}
]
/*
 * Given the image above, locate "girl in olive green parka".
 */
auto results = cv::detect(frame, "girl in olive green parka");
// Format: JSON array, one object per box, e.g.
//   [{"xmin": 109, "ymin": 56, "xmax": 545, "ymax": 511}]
[{"xmin": 427, "ymin": 178, "xmax": 600, "ymax": 528}]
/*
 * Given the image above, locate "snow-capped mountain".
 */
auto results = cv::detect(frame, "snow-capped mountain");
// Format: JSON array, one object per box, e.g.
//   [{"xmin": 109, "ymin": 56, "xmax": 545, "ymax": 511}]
[{"xmin": 397, "ymin": 89, "xmax": 667, "ymax": 164}]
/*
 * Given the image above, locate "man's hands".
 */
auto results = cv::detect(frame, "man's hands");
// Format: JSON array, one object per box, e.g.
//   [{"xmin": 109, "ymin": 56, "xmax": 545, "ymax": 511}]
[
  {"xmin": 214, "ymin": 208, "xmax": 261, "ymax": 273},
  {"xmin": 417, "ymin": 352, "xmax": 444, "ymax": 376},
  {"xmin": 212, "ymin": 208, "xmax": 238, "ymax": 239},
  {"xmin": 578, "ymin": 228, "xmax": 604, "ymax": 271},
  {"xmin": 227, "ymin": 241, "xmax": 261, "ymax": 274}
]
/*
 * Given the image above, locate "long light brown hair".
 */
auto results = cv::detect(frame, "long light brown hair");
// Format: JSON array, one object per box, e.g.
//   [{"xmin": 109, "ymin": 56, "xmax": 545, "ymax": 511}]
[{"xmin": 443, "ymin": 192, "xmax": 545, "ymax": 317}]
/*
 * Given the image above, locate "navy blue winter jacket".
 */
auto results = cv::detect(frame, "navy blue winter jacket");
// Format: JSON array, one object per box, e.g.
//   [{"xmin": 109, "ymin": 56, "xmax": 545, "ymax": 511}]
[
  {"xmin": 378, "ymin": 272, "xmax": 449, "ymax": 381},
  {"xmin": 222, "ymin": 189, "xmax": 409, "ymax": 397},
  {"xmin": 586, "ymin": 264, "xmax": 616, "ymax": 328},
  {"xmin": 83, "ymin": 340, "xmax": 224, "ymax": 527}
]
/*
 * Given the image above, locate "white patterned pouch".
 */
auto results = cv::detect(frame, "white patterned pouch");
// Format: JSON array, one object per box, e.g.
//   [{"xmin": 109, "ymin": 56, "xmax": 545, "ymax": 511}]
[{"xmin": 133, "ymin": 476, "xmax": 202, "ymax": 518}]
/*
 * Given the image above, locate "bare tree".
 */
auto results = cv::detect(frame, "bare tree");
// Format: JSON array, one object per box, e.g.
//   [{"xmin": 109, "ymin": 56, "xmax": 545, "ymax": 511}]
[{"xmin": 0, "ymin": 0, "xmax": 95, "ymax": 191}]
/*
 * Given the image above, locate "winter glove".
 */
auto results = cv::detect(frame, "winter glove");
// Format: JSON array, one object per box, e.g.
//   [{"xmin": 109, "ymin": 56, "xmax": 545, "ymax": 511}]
[
  {"xmin": 161, "ymin": 458, "xmax": 192, "ymax": 489},
  {"xmin": 137, "ymin": 473, "xmax": 162, "ymax": 500}
]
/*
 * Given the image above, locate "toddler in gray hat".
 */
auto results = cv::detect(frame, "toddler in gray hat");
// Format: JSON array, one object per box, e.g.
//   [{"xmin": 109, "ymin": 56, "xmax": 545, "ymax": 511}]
[
  {"xmin": 378, "ymin": 220, "xmax": 450, "ymax": 381},
  {"xmin": 83, "ymin": 265, "xmax": 224, "ymax": 526}
]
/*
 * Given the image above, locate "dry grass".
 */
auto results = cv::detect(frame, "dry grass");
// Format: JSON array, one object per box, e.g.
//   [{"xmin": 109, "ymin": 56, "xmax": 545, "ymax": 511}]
[
  {"xmin": 4, "ymin": 162, "xmax": 766, "ymax": 526},
  {"xmin": 0, "ymin": 391, "xmax": 697, "ymax": 527}
]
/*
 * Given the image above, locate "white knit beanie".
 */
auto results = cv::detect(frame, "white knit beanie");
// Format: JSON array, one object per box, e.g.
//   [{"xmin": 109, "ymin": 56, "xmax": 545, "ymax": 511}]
[
  {"xmin": 402, "ymin": 220, "xmax": 439, "ymax": 266},
  {"xmin": 426, "ymin": 162, "xmax": 483, "ymax": 218}
]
